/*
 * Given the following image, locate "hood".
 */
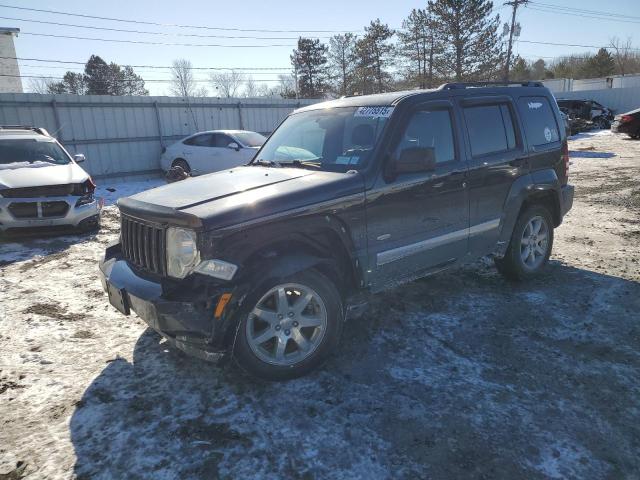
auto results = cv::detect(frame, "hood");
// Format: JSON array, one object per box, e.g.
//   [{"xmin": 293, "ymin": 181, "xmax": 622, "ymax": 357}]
[
  {"xmin": 0, "ymin": 162, "xmax": 89, "ymax": 190},
  {"xmin": 120, "ymin": 165, "xmax": 365, "ymax": 230}
]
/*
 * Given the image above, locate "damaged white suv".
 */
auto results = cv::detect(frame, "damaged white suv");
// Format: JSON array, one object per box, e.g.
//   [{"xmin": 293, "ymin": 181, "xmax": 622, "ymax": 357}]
[{"xmin": 0, "ymin": 126, "xmax": 102, "ymax": 235}]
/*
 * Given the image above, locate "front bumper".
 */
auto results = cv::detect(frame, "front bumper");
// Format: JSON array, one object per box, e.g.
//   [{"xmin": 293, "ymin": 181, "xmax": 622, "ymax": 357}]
[
  {"xmin": 99, "ymin": 244, "xmax": 239, "ymax": 362},
  {"xmin": 0, "ymin": 194, "xmax": 101, "ymax": 232}
]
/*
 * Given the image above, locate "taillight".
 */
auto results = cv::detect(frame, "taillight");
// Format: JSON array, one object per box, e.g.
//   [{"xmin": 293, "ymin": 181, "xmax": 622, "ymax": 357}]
[
  {"xmin": 561, "ymin": 141, "xmax": 569, "ymax": 183},
  {"xmin": 621, "ymin": 115, "xmax": 633, "ymax": 123}
]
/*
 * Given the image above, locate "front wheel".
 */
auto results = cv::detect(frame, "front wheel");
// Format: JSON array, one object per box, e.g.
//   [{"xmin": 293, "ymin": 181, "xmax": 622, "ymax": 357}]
[
  {"xmin": 495, "ymin": 205, "xmax": 554, "ymax": 281},
  {"xmin": 233, "ymin": 269, "xmax": 343, "ymax": 381}
]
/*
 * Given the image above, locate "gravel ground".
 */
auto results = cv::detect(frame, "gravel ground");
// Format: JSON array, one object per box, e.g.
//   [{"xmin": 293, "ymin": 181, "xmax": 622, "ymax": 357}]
[{"xmin": 1, "ymin": 131, "xmax": 639, "ymax": 480}]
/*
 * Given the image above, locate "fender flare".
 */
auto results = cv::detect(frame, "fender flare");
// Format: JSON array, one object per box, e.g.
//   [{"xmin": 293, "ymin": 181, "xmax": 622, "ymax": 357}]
[{"xmin": 495, "ymin": 169, "xmax": 562, "ymax": 257}]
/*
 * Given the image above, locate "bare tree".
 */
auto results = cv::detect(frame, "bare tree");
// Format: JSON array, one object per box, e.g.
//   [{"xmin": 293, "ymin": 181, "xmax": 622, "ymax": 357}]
[
  {"xmin": 609, "ymin": 37, "xmax": 634, "ymax": 76},
  {"xmin": 169, "ymin": 59, "xmax": 206, "ymax": 97},
  {"xmin": 210, "ymin": 70, "xmax": 245, "ymax": 98},
  {"xmin": 244, "ymin": 76, "xmax": 257, "ymax": 97},
  {"xmin": 27, "ymin": 76, "xmax": 57, "ymax": 94}
]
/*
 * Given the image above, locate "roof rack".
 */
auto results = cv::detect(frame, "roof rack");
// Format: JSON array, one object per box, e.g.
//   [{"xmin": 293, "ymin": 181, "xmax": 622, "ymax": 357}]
[
  {"xmin": 0, "ymin": 125, "xmax": 50, "ymax": 136},
  {"xmin": 438, "ymin": 81, "xmax": 544, "ymax": 90}
]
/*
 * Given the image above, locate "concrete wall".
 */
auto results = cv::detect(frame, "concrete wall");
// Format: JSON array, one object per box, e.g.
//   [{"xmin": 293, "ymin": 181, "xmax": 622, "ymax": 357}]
[
  {"xmin": 0, "ymin": 93, "xmax": 319, "ymax": 177},
  {"xmin": 554, "ymin": 87, "xmax": 640, "ymax": 115},
  {"xmin": 0, "ymin": 30, "xmax": 22, "ymax": 93}
]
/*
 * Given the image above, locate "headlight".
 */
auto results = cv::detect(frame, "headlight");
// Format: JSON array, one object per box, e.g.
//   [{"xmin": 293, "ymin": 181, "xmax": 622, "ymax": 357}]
[{"xmin": 166, "ymin": 227, "xmax": 200, "ymax": 278}]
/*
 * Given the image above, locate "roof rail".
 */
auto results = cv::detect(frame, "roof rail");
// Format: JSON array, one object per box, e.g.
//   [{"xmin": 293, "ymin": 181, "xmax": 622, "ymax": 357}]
[
  {"xmin": 437, "ymin": 81, "xmax": 544, "ymax": 90},
  {"xmin": 0, "ymin": 125, "xmax": 50, "ymax": 136}
]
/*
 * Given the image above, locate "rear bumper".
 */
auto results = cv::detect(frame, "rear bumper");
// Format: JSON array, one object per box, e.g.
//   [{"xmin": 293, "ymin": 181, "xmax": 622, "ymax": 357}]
[
  {"xmin": 560, "ymin": 184, "xmax": 574, "ymax": 217},
  {"xmin": 611, "ymin": 121, "xmax": 636, "ymax": 135},
  {"xmin": 99, "ymin": 245, "xmax": 239, "ymax": 362},
  {"xmin": 0, "ymin": 194, "xmax": 102, "ymax": 232}
]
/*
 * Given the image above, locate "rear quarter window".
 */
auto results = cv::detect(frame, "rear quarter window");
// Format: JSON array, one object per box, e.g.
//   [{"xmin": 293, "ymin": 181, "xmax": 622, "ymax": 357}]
[{"xmin": 517, "ymin": 97, "xmax": 560, "ymax": 147}]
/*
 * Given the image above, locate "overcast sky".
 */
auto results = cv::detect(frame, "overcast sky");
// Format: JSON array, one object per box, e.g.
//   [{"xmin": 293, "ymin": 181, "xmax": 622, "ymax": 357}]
[{"xmin": 5, "ymin": 0, "xmax": 639, "ymax": 95}]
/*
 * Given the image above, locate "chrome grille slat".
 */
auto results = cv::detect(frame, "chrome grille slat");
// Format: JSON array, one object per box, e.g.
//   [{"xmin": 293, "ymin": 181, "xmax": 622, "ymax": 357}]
[{"xmin": 119, "ymin": 214, "xmax": 166, "ymax": 275}]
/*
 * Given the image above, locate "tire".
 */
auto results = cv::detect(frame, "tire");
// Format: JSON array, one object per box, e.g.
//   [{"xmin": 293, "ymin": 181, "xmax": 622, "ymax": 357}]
[
  {"xmin": 233, "ymin": 269, "xmax": 343, "ymax": 381},
  {"xmin": 171, "ymin": 158, "xmax": 191, "ymax": 174},
  {"xmin": 593, "ymin": 117, "xmax": 609, "ymax": 130},
  {"xmin": 495, "ymin": 204, "xmax": 554, "ymax": 281}
]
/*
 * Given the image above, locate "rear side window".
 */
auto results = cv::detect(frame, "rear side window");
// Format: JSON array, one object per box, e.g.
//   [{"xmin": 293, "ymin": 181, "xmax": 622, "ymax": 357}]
[
  {"xmin": 463, "ymin": 104, "xmax": 517, "ymax": 157},
  {"xmin": 184, "ymin": 134, "xmax": 213, "ymax": 147},
  {"xmin": 517, "ymin": 97, "xmax": 560, "ymax": 147}
]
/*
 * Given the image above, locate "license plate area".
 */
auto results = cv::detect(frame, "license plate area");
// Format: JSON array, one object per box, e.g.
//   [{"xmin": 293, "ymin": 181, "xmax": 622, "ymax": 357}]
[{"xmin": 107, "ymin": 282, "xmax": 130, "ymax": 315}]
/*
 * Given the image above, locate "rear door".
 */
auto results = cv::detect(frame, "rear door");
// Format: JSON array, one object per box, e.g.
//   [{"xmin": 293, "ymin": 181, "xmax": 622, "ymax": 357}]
[
  {"xmin": 182, "ymin": 133, "xmax": 215, "ymax": 175},
  {"xmin": 461, "ymin": 96, "xmax": 527, "ymax": 256},
  {"xmin": 366, "ymin": 101, "xmax": 469, "ymax": 290}
]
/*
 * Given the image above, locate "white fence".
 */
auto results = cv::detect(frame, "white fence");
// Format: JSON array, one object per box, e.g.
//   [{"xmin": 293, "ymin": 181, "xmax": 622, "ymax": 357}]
[
  {"xmin": 553, "ymin": 86, "xmax": 640, "ymax": 115},
  {"xmin": 0, "ymin": 93, "xmax": 318, "ymax": 177}
]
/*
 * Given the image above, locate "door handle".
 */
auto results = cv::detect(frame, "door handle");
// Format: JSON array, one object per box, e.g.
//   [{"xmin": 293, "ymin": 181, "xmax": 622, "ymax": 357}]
[
  {"xmin": 509, "ymin": 158, "xmax": 528, "ymax": 167},
  {"xmin": 449, "ymin": 170, "xmax": 466, "ymax": 180}
]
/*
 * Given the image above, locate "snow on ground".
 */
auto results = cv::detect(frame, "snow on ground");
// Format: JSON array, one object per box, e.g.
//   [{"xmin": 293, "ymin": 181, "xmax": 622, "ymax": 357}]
[{"xmin": 1, "ymin": 132, "xmax": 640, "ymax": 479}]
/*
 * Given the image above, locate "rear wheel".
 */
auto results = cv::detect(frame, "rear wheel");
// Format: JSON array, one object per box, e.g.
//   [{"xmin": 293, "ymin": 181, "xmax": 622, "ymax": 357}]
[
  {"xmin": 171, "ymin": 158, "xmax": 191, "ymax": 173},
  {"xmin": 495, "ymin": 205, "xmax": 554, "ymax": 281},
  {"xmin": 233, "ymin": 269, "xmax": 343, "ymax": 381}
]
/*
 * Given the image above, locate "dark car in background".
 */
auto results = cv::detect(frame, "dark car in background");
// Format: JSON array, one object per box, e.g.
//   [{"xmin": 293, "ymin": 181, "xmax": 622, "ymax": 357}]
[
  {"xmin": 556, "ymin": 99, "xmax": 614, "ymax": 129},
  {"xmin": 611, "ymin": 107, "xmax": 640, "ymax": 139}
]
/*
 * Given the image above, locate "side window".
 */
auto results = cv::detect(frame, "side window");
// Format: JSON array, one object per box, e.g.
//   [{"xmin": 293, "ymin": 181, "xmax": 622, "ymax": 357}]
[
  {"xmin": 517, "ymin": 96, "xmax": 560, "ymax": 147},
  {"xmin": 397, "ymin": 109, "xmax": 456, "ymax": 164},
  {"xmin": 463, "ymin": 103, "xmax": 517, "ymax": 157},
  {"xmin": 184, "ymin": 134, "xmax": 213, "ymax": 147},
  {"xmin": 213, "ymin": 134, "xmax": 235, "ymax": 148}
]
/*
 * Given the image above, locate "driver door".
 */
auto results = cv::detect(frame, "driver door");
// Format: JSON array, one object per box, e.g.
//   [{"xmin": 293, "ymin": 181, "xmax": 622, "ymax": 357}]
[{"xmin": 365, "ymin": 101, "xmax": 470, "ymax": 290}]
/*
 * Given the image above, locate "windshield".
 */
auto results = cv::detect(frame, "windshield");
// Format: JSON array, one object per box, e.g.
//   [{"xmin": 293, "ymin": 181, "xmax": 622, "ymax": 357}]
[
  {"xmin": 234, "ymin": 131, "xmax": 266, "ymax": 147},
  {"xmin": 255, "ymin": 106, "xmax": 392, "ymax": 172},
  {"xmin": 0, "ymin": 139, "xmax": 71, "ymax": 165}
]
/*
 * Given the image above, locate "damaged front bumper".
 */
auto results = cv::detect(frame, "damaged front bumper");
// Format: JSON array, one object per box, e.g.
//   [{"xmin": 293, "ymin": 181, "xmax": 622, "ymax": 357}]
[{"xmin": 98, "ymin": 243, "xmax": 243, "ymax": 362}]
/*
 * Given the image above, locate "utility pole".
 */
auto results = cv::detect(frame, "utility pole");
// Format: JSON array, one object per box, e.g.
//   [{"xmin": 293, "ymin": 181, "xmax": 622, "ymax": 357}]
[{"xmin": 504, "ymin": 0, "xmax": 527, "ymax": 82}]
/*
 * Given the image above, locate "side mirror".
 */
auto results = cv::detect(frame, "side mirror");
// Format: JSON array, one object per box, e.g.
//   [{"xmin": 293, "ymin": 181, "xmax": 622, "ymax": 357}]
[
  {"xmin": 228, "ymin": 142, "xmax": 240, "ymax": 151},
  {"xmin": 73, "ymin": 153, "xmax": 86, "ymax": 163},
  {"xmin": 394, "ymin": 147, "xmax": 436, "ymax": 173}
]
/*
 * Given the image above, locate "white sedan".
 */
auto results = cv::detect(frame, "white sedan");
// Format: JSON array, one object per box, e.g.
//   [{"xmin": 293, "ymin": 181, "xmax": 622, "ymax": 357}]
[{"xmin": 160, "ymin": 130, "xmax": 266, "ymax": 176}]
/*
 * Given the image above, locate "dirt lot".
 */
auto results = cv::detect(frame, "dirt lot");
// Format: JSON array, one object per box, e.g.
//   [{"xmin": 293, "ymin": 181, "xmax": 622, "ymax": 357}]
[{"xmin": 1, "ymin": 131, "xmax": 639, "ymax": 479}]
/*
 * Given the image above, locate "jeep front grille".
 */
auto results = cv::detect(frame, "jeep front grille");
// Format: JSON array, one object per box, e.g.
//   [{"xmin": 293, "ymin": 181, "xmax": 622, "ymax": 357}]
[{"xmin": 120, "ymin": 215, "xmax": 166, "ymax": 275}]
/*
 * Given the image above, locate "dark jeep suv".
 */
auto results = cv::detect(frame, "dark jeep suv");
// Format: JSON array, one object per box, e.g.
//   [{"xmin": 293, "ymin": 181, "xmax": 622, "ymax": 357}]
[{"xmin": 100, "ymin": 82, "xmax": 574, "ymax": 380}]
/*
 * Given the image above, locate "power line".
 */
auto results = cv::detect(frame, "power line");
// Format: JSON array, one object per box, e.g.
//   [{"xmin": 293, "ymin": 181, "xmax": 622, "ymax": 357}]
[
  {"xmin": 18, "ymin": 64, "xmax": 289, "ymax": 76},
  {"xmin": 4, "ymin": 73, "xmax": 285, "ymax": 83},
  {"xmin": 21, "ymin": 32, "xmax": 295, "ymax": 48},
  {"xmin": 0, "ymin": 15, "xmax": 332, "ymax": 40},
  {"xmin": 528, "ymin": 1, "xmax": 640, "ymax": 21},
  {"xmin": 517, "ymin": 39, "xmax": 640, "ymax": 52},
  {"xmin": 1, "ymin": 55, "xmax": 291, "ymax": 71},
  {"xmin": 526, "ymin": 5, "xmax": 640, "ymax": 25},
  {"xmin": 0, "ymin": 3, "xmax": 357, "ymax": 34}
]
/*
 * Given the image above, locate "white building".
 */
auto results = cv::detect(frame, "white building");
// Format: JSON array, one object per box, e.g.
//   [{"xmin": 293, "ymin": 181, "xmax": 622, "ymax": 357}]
[{"xmin": 0, "ymin": 27, "xmax": 22, "ymax": 93}]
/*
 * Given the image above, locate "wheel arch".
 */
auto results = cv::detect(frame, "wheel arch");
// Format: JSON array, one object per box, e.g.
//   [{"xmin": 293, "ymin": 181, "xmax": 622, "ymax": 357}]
[{"xmin": 495, "ymin": 170, "xmax": 562, "ymax": 257}]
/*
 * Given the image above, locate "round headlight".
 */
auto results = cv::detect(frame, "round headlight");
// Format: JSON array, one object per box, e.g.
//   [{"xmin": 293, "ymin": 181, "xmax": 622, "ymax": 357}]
[{"xmin": 166, "ymin": 227, "xmax": 200, "ymax": 278}]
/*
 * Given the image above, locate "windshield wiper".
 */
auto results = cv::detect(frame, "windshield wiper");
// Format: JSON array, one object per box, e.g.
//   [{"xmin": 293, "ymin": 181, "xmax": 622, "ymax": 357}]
[
  {"xmin": 279, "ymin": 159, "xmax": 322, "ymax": 170},
  {"xmin": 252, "ymin": 159, "xmax": 281, "ymax": 168}
]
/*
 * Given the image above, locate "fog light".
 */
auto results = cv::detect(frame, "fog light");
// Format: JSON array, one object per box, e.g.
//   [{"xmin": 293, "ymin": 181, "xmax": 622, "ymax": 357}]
[{"xmin": 194, "ymin": 259, "xmax": 238, "ymax": 280}]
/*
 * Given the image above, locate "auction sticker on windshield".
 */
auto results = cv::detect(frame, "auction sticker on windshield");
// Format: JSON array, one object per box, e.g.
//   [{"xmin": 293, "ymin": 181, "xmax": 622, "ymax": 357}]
[{"xmin": 354, "ymin": 106, "xmax": 394, "ymax": 118}]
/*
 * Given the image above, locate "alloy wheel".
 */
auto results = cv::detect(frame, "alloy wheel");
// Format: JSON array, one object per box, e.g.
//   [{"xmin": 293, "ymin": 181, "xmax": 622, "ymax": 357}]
[
  {"xmin": 520, "ymin": 215, "xmax": 549, "ymax": 270},
  {"xmin": 246, "ymin": 283, "xmax": 327, "ymax": 366}
]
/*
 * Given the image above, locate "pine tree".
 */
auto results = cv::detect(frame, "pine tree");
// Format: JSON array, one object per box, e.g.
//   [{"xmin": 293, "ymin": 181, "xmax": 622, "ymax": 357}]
[
  {"xmin": 398, "ymin": 8, "xmax": 440, "ymax": 89},
  {"xmin": 47, "ymin": 72, "xmax": 88, "ymax": 95},
  {"xmin": 291, "ymin": 38, "xmax": 328, "ymax": 98},
  {"xmin": 428, "ymin": 0, "xmax": 503, "ymax": 81},
  {"xmin": 584, "ymin": 48, "xmax": 615, "ymax": 78},
  {"xmin": 328, "ymin": 33, "xmax": 357, "ymax": 96},
  {"xmin": 510, "ymin": 56, "xmax": 531, "ymax": 81},
  {"xmin": 354, "ymin": 20, "xmax": 395, "ymax": 94}
]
